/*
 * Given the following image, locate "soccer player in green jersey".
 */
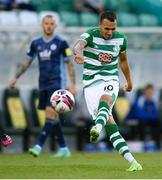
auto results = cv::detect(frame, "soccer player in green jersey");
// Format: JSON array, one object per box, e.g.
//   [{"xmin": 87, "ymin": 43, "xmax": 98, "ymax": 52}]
[{"xmin": 73, "ymin": 10, "xmax": 142, "ymax": 171}]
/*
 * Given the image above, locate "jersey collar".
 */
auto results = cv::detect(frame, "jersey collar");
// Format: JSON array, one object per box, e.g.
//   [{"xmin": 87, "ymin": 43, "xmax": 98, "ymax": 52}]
[{"xmin": 42, "ymin": 34, "xmax": 56, "ymax": 43}]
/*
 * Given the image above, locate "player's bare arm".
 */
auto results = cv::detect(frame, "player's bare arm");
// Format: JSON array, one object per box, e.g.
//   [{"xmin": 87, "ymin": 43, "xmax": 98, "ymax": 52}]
[
  {"xmin": 66, "ymin": 60, "xmax": 77, "ymax": 95},
  {"xmin": 119, "ymin": 51, "xmax": 133, "ymax": 92},
  {"xmin": 9, "ymin": 59, "xmax": 32, "ymax": 88},
  {"xmin": 73, "ymin": 39, "xmax": 87, "ymax": 64},
  {"xmin": 15, "ymin": 59, "xmax": 32, "ymax": 78}
]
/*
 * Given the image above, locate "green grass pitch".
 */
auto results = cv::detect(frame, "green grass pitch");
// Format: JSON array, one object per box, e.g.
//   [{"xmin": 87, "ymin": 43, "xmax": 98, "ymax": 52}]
[{"xmin": 0, "ymin": 152, "xmax": 162, "ymax": 179}]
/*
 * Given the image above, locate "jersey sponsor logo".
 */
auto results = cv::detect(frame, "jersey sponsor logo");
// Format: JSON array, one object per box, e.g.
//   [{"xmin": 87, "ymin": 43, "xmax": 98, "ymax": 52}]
[
  {"xmin": 39, "ymin": 49, "xmax": 51, "ymax": 60},
  {"xmin": 98, "ymin": 52, "xmax": 113, "ymax": 65},
  {"xmin": 50, "ymin": 44, "xmax": 57, "ymax": 50}
]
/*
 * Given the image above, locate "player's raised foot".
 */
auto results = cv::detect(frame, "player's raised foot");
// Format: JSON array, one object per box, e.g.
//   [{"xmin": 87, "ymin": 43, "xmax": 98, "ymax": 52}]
[
  {"xmin": 29, "ymin": 145, "xmax": 41, "ymax": 157},
  {"xmin": 90, "ymin": 126, "xmax": 100, "ymax": 143},
  {"xmin": 127, "ymin": 160, "xmax": 143, "ymax": 172},
  {"xmin": 53, "ymin": 147, "xmax": 71, "ymax": 158},
  {"xmin": 0, "ymin": 134, "xmax": 12, "ymax": 148}
]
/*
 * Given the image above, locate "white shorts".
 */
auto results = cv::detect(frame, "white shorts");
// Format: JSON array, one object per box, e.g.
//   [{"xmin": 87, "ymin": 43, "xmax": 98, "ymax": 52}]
[{"xmin": 84, "ymin": 80, "xmax": 119, "ymax": 120}]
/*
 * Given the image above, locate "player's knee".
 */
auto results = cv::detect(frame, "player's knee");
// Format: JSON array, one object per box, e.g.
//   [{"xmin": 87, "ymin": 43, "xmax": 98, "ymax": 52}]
[
  {"xmin": 100, "ymin": 95, "xmax": 113, "ymax": 106},
  {"xmin": 45, "ymin": 107, "xmax": 58, "ymax": 119}
]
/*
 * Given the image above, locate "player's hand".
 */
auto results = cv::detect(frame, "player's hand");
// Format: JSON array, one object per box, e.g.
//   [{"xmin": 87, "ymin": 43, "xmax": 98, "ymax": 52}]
[
  {"xmin": 123, "ymin": 82, "xmax": 133, "ymax": 92},
  {"xmin": 74, "ymin": 54, "xmax": 84, "ymax": 64},
  {"xmin": 9, "ymin": 78, "xmax": 17, "ymax": 88},
  {"xmin": 69, "ymin": 85, "xmax": 77, "ymax": 96}
]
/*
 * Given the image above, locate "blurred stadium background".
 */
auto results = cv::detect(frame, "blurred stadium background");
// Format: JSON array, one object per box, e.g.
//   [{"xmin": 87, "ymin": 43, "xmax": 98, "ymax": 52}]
[{"xmin": 0, "ymin": 0, "xmax": 162, "ymax": 155}]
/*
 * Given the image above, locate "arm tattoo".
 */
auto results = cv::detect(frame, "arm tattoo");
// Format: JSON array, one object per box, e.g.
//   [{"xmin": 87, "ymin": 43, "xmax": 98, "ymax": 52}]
[
  {"xmin": 73, "ymin": 39, "xmax": 87, "ymax": 55},
  {"xmin": 15, "ymin": 61, "xmax": 31, "ymax": 79},
  {"xmin": 67, "ymin": 61, "xmax": 76, "ymax": 85}
]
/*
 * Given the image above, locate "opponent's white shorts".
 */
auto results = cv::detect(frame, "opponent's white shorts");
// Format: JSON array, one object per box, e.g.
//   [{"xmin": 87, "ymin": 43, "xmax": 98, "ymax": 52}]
[{"xmin": 84, "ymin": 80, "xmax": 119, "ymax": 120}]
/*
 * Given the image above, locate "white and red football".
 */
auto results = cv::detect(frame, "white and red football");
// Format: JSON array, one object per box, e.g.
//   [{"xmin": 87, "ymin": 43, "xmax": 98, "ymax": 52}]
[{"xmin": 50, "ymin": 89, "xmax": 75, "ymax": 113}]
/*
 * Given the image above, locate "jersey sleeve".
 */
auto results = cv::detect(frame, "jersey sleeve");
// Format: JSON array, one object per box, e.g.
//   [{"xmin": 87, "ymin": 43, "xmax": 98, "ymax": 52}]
[
  {"xmin": 62, "ymin": 40, "xmax": 73, "ymax": 61},
  {"xmin": 26, "ymin": 41, "xmax": 36, "ymax": 61},
  {"xmin": 120, "ymin": 34, "xmax": 128, "ymax": 52},
  {"xmin": 80, "ymin": 29, "xmax": 93, "ymax": 46}
]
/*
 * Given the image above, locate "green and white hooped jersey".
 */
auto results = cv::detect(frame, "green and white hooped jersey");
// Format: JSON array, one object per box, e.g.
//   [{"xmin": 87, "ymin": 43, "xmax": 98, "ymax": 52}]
[{"xmin": 80, "ymin": 28, "xmax": 127, "ymax": 88}]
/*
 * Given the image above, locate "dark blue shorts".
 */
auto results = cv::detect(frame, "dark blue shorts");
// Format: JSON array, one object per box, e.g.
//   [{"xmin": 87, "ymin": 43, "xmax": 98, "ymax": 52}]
[{"xmin": 38, "ymin": 88, "xmax": 57, "ymax": 110}]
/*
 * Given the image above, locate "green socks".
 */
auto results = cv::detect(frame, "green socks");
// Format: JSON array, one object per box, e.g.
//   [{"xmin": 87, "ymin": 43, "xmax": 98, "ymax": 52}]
[{"xmin": 95, "ymin": 101, "xmax": 110, "ymax": 127}]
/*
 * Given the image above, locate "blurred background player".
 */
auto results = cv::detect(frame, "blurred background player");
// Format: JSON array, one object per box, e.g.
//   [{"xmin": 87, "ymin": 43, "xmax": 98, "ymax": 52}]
[
  {"xmin": 74, "ymin": 10, "xmax": 142, "ymax": 171},
  {"xmin": 127, "ymin": 83, "xmax": 161, "ymax": 150},
  {"xmin": 0, "ymin": 130, "xmax": 12, "ymax": 148},
  {"xmin": 9, "ymin": 15, "xmax": 76, "ymax": 157}
]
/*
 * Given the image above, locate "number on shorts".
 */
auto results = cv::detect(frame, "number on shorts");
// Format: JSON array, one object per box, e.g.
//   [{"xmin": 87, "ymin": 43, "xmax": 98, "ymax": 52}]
[{"xmin": 104, "ymin": 85, "xmax": 113, "ymax": 91}]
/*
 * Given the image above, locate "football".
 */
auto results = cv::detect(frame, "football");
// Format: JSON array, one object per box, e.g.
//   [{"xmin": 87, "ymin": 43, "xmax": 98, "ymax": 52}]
[{"xmin": 50, "ymin": 89, "xmax": 75, "ymax": 113}]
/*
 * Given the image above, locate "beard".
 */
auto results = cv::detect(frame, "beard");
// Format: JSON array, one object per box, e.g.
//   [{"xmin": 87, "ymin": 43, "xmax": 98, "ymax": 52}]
[{"xmin": 44, "ymin": 29, "xmax": 53, "ymax": 36}]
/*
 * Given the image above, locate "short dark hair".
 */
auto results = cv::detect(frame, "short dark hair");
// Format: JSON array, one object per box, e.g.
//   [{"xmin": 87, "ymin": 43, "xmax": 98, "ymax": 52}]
[
  {"xmin": 144, "ymin": 83, "xmax": 154, "ymax": 91},
  {"xmin": 100, "ymin": 10, "xmax": 116, "ymax": 22}
]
